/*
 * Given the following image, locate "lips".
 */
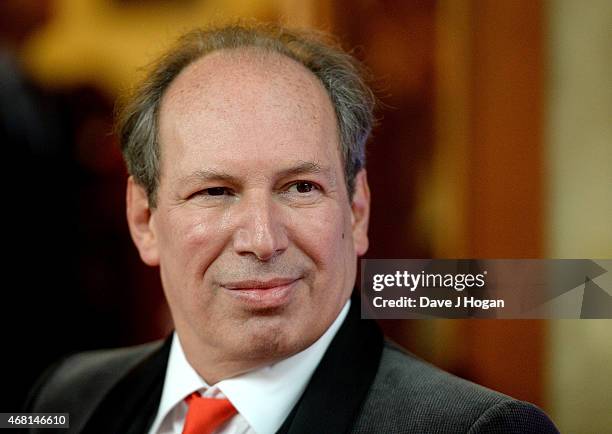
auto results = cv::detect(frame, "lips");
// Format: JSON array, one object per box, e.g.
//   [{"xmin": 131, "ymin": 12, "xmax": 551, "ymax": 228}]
[
  {"xmin": 223, "ymin": 277, "xmax": 299, "ymax": 290},
  {"xmin": 222, "ymin": 277, "xmax": 300, "ymax": 309}
]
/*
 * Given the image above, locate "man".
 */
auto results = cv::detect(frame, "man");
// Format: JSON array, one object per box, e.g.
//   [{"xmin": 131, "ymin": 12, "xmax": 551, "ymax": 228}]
[{"xmin": 26, "ymin": 22, "xmax": 559, "ymax": 433}]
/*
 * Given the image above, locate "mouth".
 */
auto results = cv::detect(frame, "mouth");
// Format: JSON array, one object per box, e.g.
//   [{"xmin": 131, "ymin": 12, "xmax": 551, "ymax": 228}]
[{"xmin": 221, "ymin": 277, "xmax": 301, "ymax": 309}]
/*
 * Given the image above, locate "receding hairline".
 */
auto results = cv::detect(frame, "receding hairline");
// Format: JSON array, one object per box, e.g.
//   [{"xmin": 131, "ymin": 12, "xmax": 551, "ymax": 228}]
[
  {"xmin": 159, "ymin": 45, "xmax": 335, "ymax": 118},
  {"xmin": 155, "ymin": 46, "xmax": 343, "ymax": 178},
  {"xmin": 117, "ymin": 23, "xmax": 375, "ymax": 208}
]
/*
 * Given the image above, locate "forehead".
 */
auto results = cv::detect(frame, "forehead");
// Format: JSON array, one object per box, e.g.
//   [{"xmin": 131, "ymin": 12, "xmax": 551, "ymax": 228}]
[
  {"xmin": 157, "ymin": 48, "xmax": 342, "ymax": 179},
  {"xmin": 162, "ymin": 47, "xmax": 329, "ymax": 118}
]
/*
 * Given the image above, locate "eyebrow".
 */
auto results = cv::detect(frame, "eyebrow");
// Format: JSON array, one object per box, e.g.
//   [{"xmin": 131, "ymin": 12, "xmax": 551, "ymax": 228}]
[
  {"xmin": 176, "ymin": 161, "xmax": 336, "ymax": 187},
  {"xmin": 278, "ymin": 161, "xmax": 334, "ymax": 181}
]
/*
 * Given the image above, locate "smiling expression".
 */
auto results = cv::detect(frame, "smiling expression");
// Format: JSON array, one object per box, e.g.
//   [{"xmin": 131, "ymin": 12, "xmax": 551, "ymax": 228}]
[{"xmin": 127, "ymin": 48, "xmax": 370, "ymax": 382}]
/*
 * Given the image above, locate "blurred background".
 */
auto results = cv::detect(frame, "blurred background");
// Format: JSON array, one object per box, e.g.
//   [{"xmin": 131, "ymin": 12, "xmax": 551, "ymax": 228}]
[{"xmin": 1, "ymin": 0, "xmax": 610, "ymax": 432}]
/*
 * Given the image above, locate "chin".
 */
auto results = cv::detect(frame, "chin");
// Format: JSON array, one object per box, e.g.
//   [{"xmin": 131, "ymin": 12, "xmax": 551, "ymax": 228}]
[{"xmin": 233, "ymin": 318, "xmax": 312, "ymax": 363}]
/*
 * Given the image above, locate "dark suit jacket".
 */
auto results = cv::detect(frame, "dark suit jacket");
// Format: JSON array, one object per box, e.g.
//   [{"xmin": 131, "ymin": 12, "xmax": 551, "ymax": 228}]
[{"xmin": 25, "ymin": 300, "xmax": 559, "ymax": 433}]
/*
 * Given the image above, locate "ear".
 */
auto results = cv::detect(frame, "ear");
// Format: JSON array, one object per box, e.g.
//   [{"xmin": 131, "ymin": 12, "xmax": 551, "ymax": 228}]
[
  {"xmin": 350, "ymin": 169, "xmax": 371, "ymax": 256},
  {"xmin": 126, "ymin": 176, "xmax": 160, "ymax": 266}
]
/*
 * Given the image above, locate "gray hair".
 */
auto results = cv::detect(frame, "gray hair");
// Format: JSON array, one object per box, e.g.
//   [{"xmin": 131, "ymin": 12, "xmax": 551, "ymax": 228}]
[{"xmin": 117, "ymin": 21, "xmax": 375, "ymax": 208}]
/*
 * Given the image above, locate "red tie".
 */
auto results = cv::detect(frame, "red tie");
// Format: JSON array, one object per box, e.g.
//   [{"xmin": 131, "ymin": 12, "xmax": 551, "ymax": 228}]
[{"xmin": 182, "ymin": 392, "xmax": 237, "ymax": 434}]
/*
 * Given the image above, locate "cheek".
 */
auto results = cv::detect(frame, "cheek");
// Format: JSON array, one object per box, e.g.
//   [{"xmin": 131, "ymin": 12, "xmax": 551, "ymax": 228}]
[
  {"xmin": 291, "ymin": 204, "xmax": 351, "ymax": 271},
  {"xmin": 156, "ymin": 209, "xmax": 229, "ymax": 286}
]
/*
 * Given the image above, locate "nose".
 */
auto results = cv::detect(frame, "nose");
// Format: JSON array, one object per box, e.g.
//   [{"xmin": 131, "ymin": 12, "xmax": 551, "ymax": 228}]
[{"xmin": 232, "ymin": 192, "xmax": 289, "ymax": 261}]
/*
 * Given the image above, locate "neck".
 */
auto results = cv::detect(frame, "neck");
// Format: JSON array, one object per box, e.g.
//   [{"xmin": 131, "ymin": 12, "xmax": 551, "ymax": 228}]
[
  {"xmin": 187, "ymin": 352, "xmax": 281, "ymax": 386},
  {"xmin": 174, "ymin": 299, "xmax": 352, "ymax": 385},
  {"xmin": 176, "ymin": 330, "xmax": 291, "ymax": 386}
]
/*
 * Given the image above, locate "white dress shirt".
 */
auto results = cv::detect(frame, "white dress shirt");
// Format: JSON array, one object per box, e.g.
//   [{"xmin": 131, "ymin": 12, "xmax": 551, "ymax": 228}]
[{"xmin": 148, "ymin": 300, "xmax": 350, "ymax": 434}]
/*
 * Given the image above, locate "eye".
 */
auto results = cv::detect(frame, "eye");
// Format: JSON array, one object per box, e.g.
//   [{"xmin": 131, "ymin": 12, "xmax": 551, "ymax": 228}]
[
  {"xmin": 204, "ymin": 187, "xmax": 228, "ymax": 196},
  {"xmin": 193, "ymin": 187, "xmax": 232, "ymax": 197},
  {"xmin": 289, "ymin": 181, "xmax": 319, "ymax": 193}
]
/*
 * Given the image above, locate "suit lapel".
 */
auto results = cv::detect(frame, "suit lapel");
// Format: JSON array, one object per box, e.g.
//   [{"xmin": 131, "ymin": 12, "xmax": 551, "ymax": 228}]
[
  {"xmin": 81, "ymin": 336, "xmax": 173, "ymax": 434},
  {"xmin": 78, "ymin": 297, "xmax": 382, "ymax": 434},
  {"xmin": 277, "ymin": 296, "xmax": 384, "ymax": 434}
]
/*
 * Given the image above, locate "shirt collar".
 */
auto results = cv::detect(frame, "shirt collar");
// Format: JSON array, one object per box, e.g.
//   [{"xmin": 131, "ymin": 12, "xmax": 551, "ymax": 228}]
[{"xmin": 151, "ymin": 299, "xmax": 351, "ymax": 434}]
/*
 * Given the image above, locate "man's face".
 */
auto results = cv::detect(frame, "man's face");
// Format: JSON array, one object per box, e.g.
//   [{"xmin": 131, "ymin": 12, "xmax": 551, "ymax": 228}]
[{"xmin": 128, "ymin": 48, "xmax": 370, "ymax": 378}]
